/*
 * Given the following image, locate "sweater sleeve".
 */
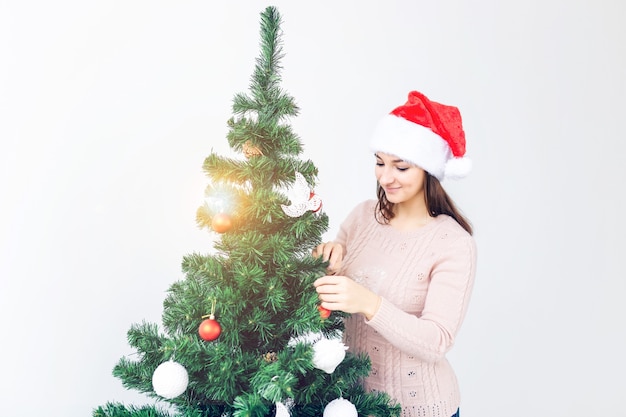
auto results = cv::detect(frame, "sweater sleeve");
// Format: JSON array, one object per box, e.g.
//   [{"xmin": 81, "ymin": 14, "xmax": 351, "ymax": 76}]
[{"xmin": 365, "ymin": 233, "xmax": 477, "ymax": 362}]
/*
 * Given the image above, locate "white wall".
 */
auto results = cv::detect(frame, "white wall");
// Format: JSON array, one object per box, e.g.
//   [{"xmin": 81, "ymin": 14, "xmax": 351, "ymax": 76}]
[{"xmin": 1, "ymin": 1, "xmax": 624, "ymax": 416}]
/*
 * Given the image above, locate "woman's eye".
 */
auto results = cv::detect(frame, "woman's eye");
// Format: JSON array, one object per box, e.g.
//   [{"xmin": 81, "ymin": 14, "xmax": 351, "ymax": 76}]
[
  {"xmin": 397, "ymin": 167, "xmax": 409, "ymax": 172},
  {"xmin": 375, "ymin": 162, "xmax": 384, "ymax": 167}
]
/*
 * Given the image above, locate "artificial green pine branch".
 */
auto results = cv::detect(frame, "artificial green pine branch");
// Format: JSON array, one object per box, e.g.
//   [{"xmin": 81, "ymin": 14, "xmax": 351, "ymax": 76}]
[{"xmin": 95, "ymin": 6, "xmax": 400, "ymax": 417}]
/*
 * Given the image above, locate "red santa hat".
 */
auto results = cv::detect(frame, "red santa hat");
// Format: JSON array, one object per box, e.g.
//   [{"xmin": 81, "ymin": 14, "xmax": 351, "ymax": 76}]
[{"xmin": 370, "ymin": 91, "xmax": 471, "ymax": 180}]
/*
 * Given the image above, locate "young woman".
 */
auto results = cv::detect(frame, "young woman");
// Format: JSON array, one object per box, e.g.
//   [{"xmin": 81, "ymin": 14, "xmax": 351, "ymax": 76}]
[{"xmin": 313, "ymin": 91, "xmax": 476, "ymax": 417}]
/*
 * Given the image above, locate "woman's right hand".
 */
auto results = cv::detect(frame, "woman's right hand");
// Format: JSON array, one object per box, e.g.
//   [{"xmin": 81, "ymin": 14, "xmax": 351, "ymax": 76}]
[{"xmin": 312, "ymin": 242, "xmax": 344, "ymax": 275}]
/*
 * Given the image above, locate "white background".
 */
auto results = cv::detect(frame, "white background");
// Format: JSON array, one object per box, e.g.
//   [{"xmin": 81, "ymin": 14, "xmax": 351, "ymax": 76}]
[{"xmin": 1, "ymin": 1, "xmax": 625, "ymax": 416}]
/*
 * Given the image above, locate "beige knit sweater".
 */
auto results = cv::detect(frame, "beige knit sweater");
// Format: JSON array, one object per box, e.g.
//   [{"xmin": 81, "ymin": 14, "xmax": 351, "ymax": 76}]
[{"xmin": 335, "ymin": 200, "xmax": 477, "ymax": 417}]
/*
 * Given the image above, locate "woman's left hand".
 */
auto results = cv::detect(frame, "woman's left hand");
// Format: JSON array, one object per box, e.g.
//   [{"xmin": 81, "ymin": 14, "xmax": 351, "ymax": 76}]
[{"xmin": 313, "ymin": 275, "xmax": 381, "ymax": 320}]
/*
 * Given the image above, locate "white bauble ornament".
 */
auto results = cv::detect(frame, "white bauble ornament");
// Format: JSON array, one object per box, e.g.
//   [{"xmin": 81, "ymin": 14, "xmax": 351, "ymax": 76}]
[
  {"xmin": 323, "ymin": 397, "xmax": 357, "ymax": 417},
  {"xmin": 275, "ymin": 401, "xmax": 291, "ymax": 417},
  {"xmin": 152, "ymin": 360, "xmax": 189, "ymax": 399},
  {"xmin": 313, "ymin": 337, "xmax": 348, "ymax": 374}
]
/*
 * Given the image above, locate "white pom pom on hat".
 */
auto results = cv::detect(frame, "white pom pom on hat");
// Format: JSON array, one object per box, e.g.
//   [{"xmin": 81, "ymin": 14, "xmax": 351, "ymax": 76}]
[{"xmin": 370, "ymin": 90, "xmax": 471, "ymax": 181}]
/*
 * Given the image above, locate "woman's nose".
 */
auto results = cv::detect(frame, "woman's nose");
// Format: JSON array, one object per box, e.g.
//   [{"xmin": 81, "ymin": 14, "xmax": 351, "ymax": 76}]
[{"xmin": 378, "ymin": 167, "xmax": 394, "ymax": 185}]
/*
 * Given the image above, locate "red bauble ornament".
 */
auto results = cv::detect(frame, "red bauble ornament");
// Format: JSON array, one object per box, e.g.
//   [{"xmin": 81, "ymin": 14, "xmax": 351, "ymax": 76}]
[
  {"xmin": 211, "ymin": 213, "xmax": 232, "ymax": 233},
  {"xmin": 318, "ymin": 305, "xmax": 331, "ymax": 319},
  {"xmin": 198, "ymin": 315, "xmax": 222, "ymax": 341}
]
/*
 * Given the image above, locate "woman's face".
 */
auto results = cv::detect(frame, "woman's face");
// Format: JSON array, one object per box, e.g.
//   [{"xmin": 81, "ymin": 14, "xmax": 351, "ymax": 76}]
[{"xmin": 375, "ymin": 152, "xmax": 426, "ymax": 205}]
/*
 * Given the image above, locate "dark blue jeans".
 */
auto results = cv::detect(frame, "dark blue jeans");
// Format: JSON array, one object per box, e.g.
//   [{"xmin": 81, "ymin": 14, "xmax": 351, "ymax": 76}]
[{"xmin": 451, "ymin": 409, "xmax": 460, "ymax": 417}]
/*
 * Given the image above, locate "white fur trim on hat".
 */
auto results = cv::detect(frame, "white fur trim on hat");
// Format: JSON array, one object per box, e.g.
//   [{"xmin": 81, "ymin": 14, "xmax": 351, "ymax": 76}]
[
  {"xmin": 370, "ymin": 114, "xmax": 452, "ymax": 180},
  {"xmin": 444, "ymin": 156, "xmax": 472, "ymax": 180}
]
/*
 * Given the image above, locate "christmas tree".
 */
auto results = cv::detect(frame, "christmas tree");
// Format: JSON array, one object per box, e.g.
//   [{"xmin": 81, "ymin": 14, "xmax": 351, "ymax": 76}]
[{"xmin": 94, "ymin": 6, "xmax": 400, "ymax": 417}]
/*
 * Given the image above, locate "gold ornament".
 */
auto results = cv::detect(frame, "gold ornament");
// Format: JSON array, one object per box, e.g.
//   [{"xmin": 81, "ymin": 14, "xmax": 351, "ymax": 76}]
[
  {"xmin": 211, "ymin": 213, "xmax": 232, "ymax": 234},
  {"xmin": 242, "ymin": 141, "xmax": 263, "ymax": 158}
]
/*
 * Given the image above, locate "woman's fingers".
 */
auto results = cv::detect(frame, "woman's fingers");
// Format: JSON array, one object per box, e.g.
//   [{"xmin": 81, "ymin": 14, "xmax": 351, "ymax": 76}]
[{"xmin": 312, "ymin": 242, "xmax": 344, "ymax": 273}]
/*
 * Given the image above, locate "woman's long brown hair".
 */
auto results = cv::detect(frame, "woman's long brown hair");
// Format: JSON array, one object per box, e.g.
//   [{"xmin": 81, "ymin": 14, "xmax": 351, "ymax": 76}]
[{"xmin": 375, "ymin": 174, "xmax": 473, "ymax": 235}]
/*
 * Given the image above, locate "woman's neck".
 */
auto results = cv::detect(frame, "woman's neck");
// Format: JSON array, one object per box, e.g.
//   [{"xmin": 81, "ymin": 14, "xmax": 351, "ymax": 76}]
[{"xmin": 389, "ymin": 200, "xmax": 433, "ymax": 231}]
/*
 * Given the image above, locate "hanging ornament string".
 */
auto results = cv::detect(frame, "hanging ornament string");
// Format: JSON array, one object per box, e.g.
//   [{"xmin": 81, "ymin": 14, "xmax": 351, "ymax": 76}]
[{"xmin": 202, "ymin": 298, "xmax": 216, "ymax": 320}]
